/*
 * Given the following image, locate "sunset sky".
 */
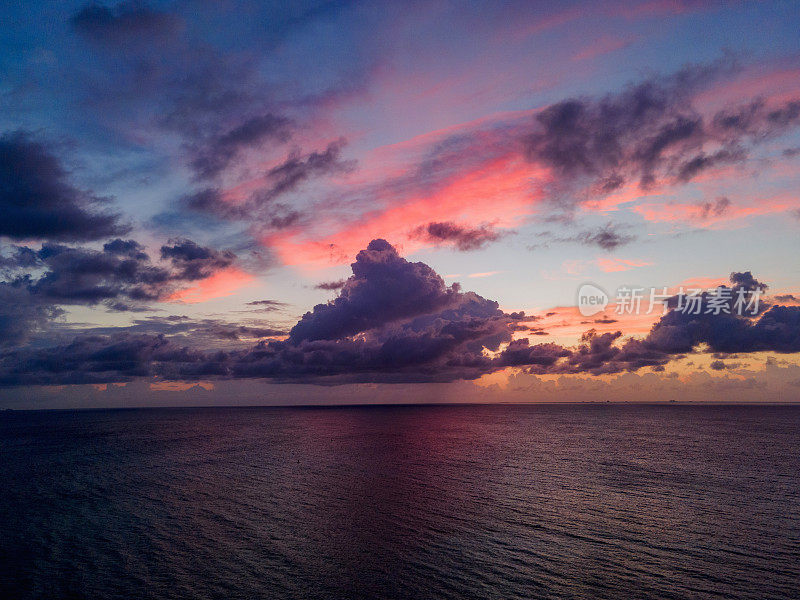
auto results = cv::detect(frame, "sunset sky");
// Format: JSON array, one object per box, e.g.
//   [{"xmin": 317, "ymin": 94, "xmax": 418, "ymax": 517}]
[{"xmin": 1, "ymin": 0, "xmax": 799, "ymax": 407}]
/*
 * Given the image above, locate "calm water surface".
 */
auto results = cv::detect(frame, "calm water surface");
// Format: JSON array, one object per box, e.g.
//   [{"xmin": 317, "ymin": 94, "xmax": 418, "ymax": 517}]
[{"xmin": 1, "ymin": 404, "xmax": 799, "ymax": 599}]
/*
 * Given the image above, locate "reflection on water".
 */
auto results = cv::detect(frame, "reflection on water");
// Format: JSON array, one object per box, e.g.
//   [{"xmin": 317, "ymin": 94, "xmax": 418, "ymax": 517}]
[{"xmin": 1, "ymin": 404, "xmax": 799, "ymax": 599}]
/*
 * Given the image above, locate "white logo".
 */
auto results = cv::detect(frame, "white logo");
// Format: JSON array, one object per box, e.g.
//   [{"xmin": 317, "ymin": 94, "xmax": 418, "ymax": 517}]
[{"xmin": 577, "ymin": 283, "xmax": 609, "ymax": 317}]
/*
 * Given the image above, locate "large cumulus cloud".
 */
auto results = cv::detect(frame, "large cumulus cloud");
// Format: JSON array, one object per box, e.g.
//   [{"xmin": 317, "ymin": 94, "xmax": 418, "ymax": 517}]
[{"xmin": 288, "ymin": 239, "xmax": 466, "ymax": 342}]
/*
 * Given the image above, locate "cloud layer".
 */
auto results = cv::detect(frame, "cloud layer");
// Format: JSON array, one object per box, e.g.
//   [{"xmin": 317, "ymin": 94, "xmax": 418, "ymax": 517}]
[{"xmin": 2, "ymin": 240, "xmax": 799, "ymax": 387}]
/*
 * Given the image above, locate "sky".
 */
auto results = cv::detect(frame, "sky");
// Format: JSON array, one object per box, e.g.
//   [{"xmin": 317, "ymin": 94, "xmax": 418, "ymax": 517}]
[{"xmin": 1, "ymin": 0, "xmax": 800, "ymax": 408}]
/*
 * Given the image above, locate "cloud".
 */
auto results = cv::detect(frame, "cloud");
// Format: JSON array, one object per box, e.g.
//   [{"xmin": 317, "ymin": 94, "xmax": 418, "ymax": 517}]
[
  {"xmin": 184, "ymin": 140, "xmax": 354, "ymax": 229},
  {"xmin": 595, "ymin": 257, "xmax": 652, "ymax": 272},
  {"xmin": 0, "ymin": 238, "xmax": 243, "ymax": 344},
  {"xmin": 548, "ymin": 222, "xmax": 636, "ymax": 250},
  {"xmin": 55, "ymin": 315, "xmax": 286, "ymax": 346},
  {"xmin": 695, "ymin": 196, "xmax": 731, "ymax": 219},
  {"xmin": 574, "ymin": 223, "xmax": 636, "ymax": 250},
  {"xmin": 524, "ymin": 67, "xmax": 800, "ymax": 201},
  {"xmin": 260, "ymin": 139, "xmax": 355, "ymax": 202},
  {"xmin": 71, "ymin": 1, "xmax": 182, "ymax": 45},
  {"xmin": 411, "ymin": 221, "xmax": 505, "ymax": 251},
  {"xmin": 314, "ymin": 280, "xmax": 347, "ymax": 291},
  {"xmin": 189, "ymin": 114, "xmax": 293, "ymax": 180},
  {"xmin": 0, "ymin": 284, "xmax": 64, "ymax": 347},
  {"xmin": 288, "ymin": 239, "xmax": 464, "ymax": 343},
  {"xmin": 0, "ymin": 131, "xmax": 128, "ymax": 241},
  {"xmin": 246, "ymin": 299, "xmax": 287, "ymax": 309},
  {"xmin": 2, "ymin": 242, "xmax": 800, "ymax": 387},
  {"xmin": 263, "ymin": 58, "xmax": 800, "ymax": 268},
  {"xmin": 519, "ymin": 59, "xmax": 779, "ymax": 194},
  {"xmin": 160, "ymin": 238, "xmax": 236, "ymax": 280},
  {"xmin": 0, "ymin": 333, "xmax": 222, "ymax": 387},
  {"xmin": 68, "ymin": 1, "xmax": 359, "ymax": 194},
  {"xmin": 16, "ymin": 241, "xmax": 171, "ymax": 304}
]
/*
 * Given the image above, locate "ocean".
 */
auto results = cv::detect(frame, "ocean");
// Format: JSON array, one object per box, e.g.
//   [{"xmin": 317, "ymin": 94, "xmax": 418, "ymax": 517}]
[{"xmin": 1, "ymin": 404, "xmax": 798, "ymax": 599}]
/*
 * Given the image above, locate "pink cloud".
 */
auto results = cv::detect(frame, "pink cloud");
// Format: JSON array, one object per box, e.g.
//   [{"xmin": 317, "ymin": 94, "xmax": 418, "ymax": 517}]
[
  {"xmin": 269, "ymin": 154, "xmax": 552, "ymax": 268},
  {"xmin": 468, "ymin": 270, "xmax": 503, "ymax": 278},
  {"xmin": 596, "ymin": 257, "xmax": 653, "ymax": 272},
  {"xmin": 694, "ymin": 65, "xmax": 800, "ymax": 114},
  {"xmin": 167, "ymin": 267, "xmax": 255, "ymax": 303},
  {"xmin": 632, "ymin": 193, "xmax": 800, "ymax": 227},
  {"xmin": 522, "ymin": 304, "xmax": 661, "ymax": 341}
]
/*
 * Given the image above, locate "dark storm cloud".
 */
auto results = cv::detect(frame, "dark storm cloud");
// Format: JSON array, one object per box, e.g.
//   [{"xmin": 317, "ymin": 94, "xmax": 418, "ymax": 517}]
[
  {"xmin": 561, "ymin": 330, "xmax": 674, "ymax": 375},
  {"xmin": 0, "ymin": 131, "xmax": 127, "ymax": 241},
  {"xmin": 2, "ymin": 243, "xmax": 800, "ymax": 387},
  {"xmin": 160, "ymin": 238, "xmax": 235, "ymax": 280},
  {"xmin": 411, "ymin": 222, "xmax": 505, "ymax": 251},
  {"xmin": 494, "ymin": 339, "xmax": 570, "ymax": 368},
  {"xmin": 0, "ymin": 333, "xmax": 222, "ymax": 387},
  {"xmin": 644, "ymin": 302, "xmax": 800, "ymax": 355},
  {"xmin": 0, "ymin": 240, "xmax": 525, "ymax": 384},
  {"xmin": 519, "ymin": 59, "xmax": 800, "ymax": 195},
  {"xmin": 230, "ymin": 283, "xmax": 523, "ymax": 383},
  {"xmin": 1, "ymin": 239, "xmax": 241, "ymax": 336},
  {"xmin": 102, "ymin": 238, "xmax": 149, "ymax": 259},
  {"xmin": 615, "ymin": 272, "xmax": 797, "ymax": 361},
  {"xmin": 16, "ymin": 242, "xmax": 170, "ymax": 304},
  {"xmin": 54, "ymin": 315, "xmax": 286, "ymax": 346}
]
